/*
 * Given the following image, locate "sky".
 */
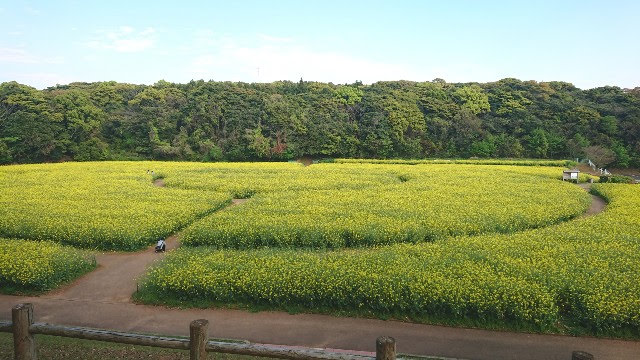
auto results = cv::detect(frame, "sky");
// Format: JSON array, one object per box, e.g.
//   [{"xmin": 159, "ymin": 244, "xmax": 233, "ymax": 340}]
[{"xmin": 1, "ymin": 0, "xmax": 639, "ymax": 89}]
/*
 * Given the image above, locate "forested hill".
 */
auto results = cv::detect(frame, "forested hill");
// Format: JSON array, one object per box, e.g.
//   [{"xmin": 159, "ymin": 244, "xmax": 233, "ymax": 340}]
[{"xmin": 1, "ymin": 79, "xmax": 639, "ymax": 167}]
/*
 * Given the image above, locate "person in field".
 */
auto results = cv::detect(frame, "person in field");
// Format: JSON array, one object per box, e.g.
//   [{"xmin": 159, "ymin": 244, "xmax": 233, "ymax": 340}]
[{"xmin": 155, "ymin": 238, "xmax": 166, "ymax": 252}]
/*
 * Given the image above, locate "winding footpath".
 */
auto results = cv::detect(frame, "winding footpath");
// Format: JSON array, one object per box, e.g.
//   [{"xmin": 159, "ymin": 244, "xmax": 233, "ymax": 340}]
[
  {"xmin": 2, "ymin": 189, "xmax": 639, "ymax": 360},
  {"xmin": 578, "ymin": 183, "xmax": 607, "ymax": 216}
]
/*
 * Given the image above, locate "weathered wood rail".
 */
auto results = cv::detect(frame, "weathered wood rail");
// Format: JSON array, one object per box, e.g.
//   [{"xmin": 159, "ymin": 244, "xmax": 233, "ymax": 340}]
[{"xmin": 0, "ymin": 303, "xmax": 595, "ymax": 360}]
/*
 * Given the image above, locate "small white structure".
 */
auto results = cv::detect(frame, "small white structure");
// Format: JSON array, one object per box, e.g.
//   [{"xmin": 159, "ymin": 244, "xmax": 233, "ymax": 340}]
[{"xmin": 562, "ymin": 169, "xmax": 580, "ymax": 182}]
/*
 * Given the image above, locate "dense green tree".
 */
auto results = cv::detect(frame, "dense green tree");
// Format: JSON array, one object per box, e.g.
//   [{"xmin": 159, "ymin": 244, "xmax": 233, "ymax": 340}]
[
  {"xmin": 0, "ymin": 78, "xmax": 638, "ymax": 166},
  {"xmin": 0, "ymin": 139, "xmax": 11, "ymax": 164},
  {"xmin": 567, "ymin": 133, "xmax": 590, "ymax": 159},
  {"xmin": 526, "ymin": 128, "xmax": 550, "ymax": 158},
  {"xmin": 469, "ymin": 137, "xmax": 497, "ymax": 158},
  {"xmin": 611, "ymin": 141, "xmax": 631, "ymax": 168},
  {"xmin": 0, "ymin": 82, "xmax": 65, "ymax": 162},
  {"xmin": 453, "ymin": 85, "xmax": 490, "ymax": 115}
]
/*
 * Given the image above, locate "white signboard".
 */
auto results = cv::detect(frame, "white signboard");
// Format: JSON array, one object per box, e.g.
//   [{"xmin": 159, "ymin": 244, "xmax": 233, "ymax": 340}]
[{"xmin": 570, "ymin": 172, "xmax": 578, "ymax": 180}]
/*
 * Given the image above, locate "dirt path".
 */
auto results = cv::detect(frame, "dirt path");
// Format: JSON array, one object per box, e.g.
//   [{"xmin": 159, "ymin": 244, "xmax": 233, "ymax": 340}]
[
  {"xmin": 46, "ymin": 198, "xmax": 248, "ymax": 304},
  {"xmin": 1, "ymin": 294, "xmax": 639, "ymax": 360},
  {"xmin": 577, "ymin": 183, "xmax": 607, "ymax": 217},
  {"xmin": 46, "ymin": 234, "xmax": 179, "ymax": 303},
  {"xmin": 297, "ymin": 156, "xmax": 313, "ymax": 166},
  {"xmin": 1, "ymin": 192, "xmax": 633, "ymax": 359}
]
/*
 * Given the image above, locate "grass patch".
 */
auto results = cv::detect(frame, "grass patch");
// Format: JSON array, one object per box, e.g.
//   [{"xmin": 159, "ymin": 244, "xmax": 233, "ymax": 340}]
[{"xmin": 0, "ymin": 332, "xmax": 267, "ymax": 360}]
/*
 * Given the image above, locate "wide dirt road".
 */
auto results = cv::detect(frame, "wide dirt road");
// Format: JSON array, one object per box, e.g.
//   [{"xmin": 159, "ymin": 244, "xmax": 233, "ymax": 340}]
[
  {"xmin": 2, "ymin": 293, "xmax": 639, "ymax": 360},
  {"xmin": 1, "ymin": 190, "xmax": 638, "ymax": 360}
]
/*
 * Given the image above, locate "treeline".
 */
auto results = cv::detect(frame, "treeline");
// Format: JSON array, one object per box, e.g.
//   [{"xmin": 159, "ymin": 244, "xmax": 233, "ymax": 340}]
[{"xmin": 1, "ymin": 78, "xmax": 639, "ymax": 167}]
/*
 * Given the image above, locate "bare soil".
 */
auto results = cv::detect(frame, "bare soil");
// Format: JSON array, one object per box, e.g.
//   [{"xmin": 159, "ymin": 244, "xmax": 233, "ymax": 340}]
[
  {"xmin": 608, "ymin": 168, "xmax": 640, "ymax": 177},
  {"xmin": 297, "ymin": 157, "xmax": 313, "ymax": 166},
  {"xmin": 577, "ymin": 183, "xmax": 607, "ymax": 217},
  {"xmin": 45, "ymin": 234, "xmax": 179, "ymax": 303}
]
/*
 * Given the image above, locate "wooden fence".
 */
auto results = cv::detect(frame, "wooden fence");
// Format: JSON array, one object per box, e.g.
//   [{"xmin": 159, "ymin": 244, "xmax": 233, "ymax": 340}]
[{"xmin": 1, "ymin": 303, "xmax": 594, "ymax": 360}]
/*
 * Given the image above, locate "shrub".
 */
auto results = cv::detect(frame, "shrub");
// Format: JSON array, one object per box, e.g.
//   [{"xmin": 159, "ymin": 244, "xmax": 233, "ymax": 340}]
[{"xmin": 600, "ymin": 175, "xmax": 634, "ymax": 184}]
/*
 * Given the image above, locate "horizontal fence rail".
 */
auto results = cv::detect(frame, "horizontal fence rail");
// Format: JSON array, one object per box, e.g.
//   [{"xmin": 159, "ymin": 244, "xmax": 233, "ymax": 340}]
[
  {"xmin": 0, "ymin": 320, "xmax": 11, "ymax": 333},
  {"xmin": 29, "ymin": 323, "xmax": 191, "ymax": 350},
  {"xmin": 2, "ymin": 303, "xmax": 595, "ymax": 360},
  {"xmin": 205, "ymin": 340, "xmax": 376, "ymax": 360}
]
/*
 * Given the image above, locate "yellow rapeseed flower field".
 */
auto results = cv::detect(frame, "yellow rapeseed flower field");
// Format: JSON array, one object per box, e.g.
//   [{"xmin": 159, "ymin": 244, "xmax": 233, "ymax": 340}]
[
  {"xmin": 0, "ymin": 238, "xmax": 95, "ymax": 292},
  {"xmin": 1, "ymin": 161, "xmax": 588, "ymax": 250},
  {"xmin": 3, "ymin": 160, "xmax": 635, "ymax": 336},
  {"xmin": 139, "ymin": 173, "xmax": 639, "ymax": 334},
  {"xmin": 0, "ymin": 162, "xmax": 232, "ymax": 250},
  {"xmin": 176, "ymin": 162, "xmax": 590, "ymax": 248}
]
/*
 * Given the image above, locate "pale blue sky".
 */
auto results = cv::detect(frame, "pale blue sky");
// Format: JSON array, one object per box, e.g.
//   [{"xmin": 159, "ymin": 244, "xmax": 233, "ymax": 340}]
[{"xmin": 1, "ymin": 0, "xmax": 638, "ymax": 89}]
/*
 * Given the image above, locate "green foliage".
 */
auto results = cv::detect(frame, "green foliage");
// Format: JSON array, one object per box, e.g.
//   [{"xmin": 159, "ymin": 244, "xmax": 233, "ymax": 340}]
[
  {"xmin": 205, "ymin": 143, "xmax": 224, "ymax": 161},
  {"xmin": 0, "ymin": 139, "xmax": 12, "ymax": 164},
  {"xmin": 470, "ymin": 138, "xmax": 497, "ymax": 158},
  {"xmin": 567, "ymin": 133, "xmax": 590, "ymax": 158},
  {"xmin": 526, "ymin": 128, "xmax": 549, "ymax": 158},
  {"xmin": 599, "ymin": 175, "xmax": 634, "ymax": 184},
  {"xmin": 611, "ymin": 141, "xmax": 631, "ymax": 168},
  {"xmin": 600, "ymin": 115, "xmax": 619, "ymax": 136},
  {"xmin": 1, "ymin": 79, "xmax": 639, "ymax": 163},
  {"xmin": 72, "ymin": 138, "xmax": 109, "ymax": 161},
  {"xmin": 453, "ymin": 85, "xmax": 490, "ymax": 115},
  {"xmin": 334, "ymin": 158, "xmax": 576, "ymax": 167},
  {"xmin": 334, "ymin": 85, "xmax": 363, "ymax": 105}
]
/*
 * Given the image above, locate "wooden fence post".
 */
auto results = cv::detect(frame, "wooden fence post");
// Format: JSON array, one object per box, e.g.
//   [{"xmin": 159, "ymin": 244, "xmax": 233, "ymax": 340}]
[
  {"xmin": 190, "ymin": 319, "xmax": 209, "ymax": 360},
  {"xmin": 12, "ymin": 303, "xmax": 36, "ymax": 360},
  {"xmin": 376, "ymin": 336, "xmax": 396, "ymax": 360},
  {"xmin": 572, "ymin": 351, "xmax": 594, "ymax": 360}
]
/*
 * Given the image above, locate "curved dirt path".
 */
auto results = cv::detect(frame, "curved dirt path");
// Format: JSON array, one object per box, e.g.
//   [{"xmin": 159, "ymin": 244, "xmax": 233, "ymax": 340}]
[
  {"xmin": 1, "ymin": 191, "xmax": 634, "ymax": 360},
  {"xmin": 577, "ymin": 183, "xmax": 607, "ymax": 217},
  {"xmin": 45, "ymin": 234, "xmax": 179, "ymax": 304},
  {"xmin": 45, "ymin": 198, "xmax": 248, "ymax": 304}
]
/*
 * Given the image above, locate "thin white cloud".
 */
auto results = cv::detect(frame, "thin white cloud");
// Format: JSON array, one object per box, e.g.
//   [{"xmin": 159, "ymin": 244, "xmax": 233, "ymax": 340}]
[
  {"xmin": 189, "ymin": 37, "xmax": 418, "ymax": 84},
  {"xmin": 87, "ymin": 26, "xmax": 156, "ymax": 53},
  {"xmin": 0, "ymin": 47, "xmax": 63, "ymax": 64},
  {"xmin": 190, "ymin": 30, "xmax": 233, "ymax": 49},
  {"xmin": 3, "ymin": 72, "xmax": 71, "ymax": 89},
  {"xmin": 0, "ymin": 48, "xmax": 37, "ymax": 63},
  {"xmin": 257, "ymin": 34, "xmax": 294, "ymax": 43},
  {"xmin": 119, "ymin": 26, "xmax": 134, "ymax": 34},
  {"xmin": 140, "ymin": 27, "xmax": 155, "ymax": 36}
]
